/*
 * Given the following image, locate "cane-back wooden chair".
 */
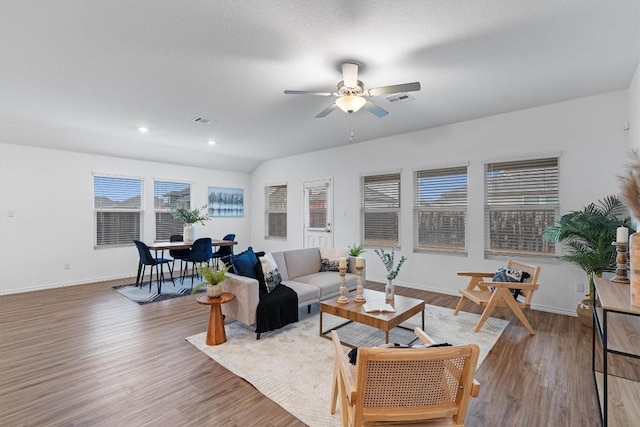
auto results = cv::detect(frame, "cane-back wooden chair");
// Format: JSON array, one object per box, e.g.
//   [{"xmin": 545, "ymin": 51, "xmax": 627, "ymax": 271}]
[
  {"xmin": 330, "ymin": 327, "xmax": 480, "ymax": 427},
  {"xmin": 453, "ymin": 260, "xmax": 541, "ymax": 335}
]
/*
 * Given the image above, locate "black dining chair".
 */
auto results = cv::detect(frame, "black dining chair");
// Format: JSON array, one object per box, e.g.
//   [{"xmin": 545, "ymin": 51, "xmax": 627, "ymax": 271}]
[
  {"xmin": 181, "ymin": 237, "xmax": 213, "ymax": 288},
  {"xmin": 169, "ymin": 234, "xmax": 190, "ymax": 272},
  {"xmin": 133, "ymin": 240, "xmax": 174, "ymax": 293},
  {"xmin": 210, "ymin": 233, "xmax": 236, "ymax": 268}
]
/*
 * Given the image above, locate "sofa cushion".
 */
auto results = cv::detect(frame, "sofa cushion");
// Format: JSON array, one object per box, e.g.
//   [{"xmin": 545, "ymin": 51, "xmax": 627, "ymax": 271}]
[
  {"xmin": 294, "ymin": 272, "xmax": 358, "ymax": 299},
  {"xmin": 230, "ymin": 247, "xmax": 259, "ymax": 279},
  {"xmin": 283, "ymin": 247, "xmax": 322, "ymax": 279},
  {"xmin": 280, "ymin": 280, "xmax": 320, "ymax": 306}
]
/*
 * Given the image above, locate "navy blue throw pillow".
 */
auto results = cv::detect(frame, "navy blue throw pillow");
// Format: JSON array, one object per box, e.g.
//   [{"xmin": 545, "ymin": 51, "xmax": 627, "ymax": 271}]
[{"xmin": 230, "ymin": 247, "xmax": 259, "ymax": 279}]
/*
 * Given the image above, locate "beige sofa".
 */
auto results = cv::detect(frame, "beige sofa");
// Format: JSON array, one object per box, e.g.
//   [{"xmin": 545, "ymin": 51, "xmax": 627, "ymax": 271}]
[{"xmin": 221, "ymin": 247, "xmax": 365, "ymax": 328}]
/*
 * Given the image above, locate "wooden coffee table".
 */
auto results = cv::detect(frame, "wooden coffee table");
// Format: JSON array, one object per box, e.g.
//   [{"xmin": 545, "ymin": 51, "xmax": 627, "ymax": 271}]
[{"xmin": 319, "ymin": 289, "xmax": 425, "ymax": 346}]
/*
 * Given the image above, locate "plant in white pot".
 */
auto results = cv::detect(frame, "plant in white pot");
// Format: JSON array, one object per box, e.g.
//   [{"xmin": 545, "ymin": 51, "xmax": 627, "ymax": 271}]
[
  {"xmin": 170, "ymin": 204, "xmax": 210, "ymax": 243},
  {"xmin": 192, "ymin": 265, "xmax": 228, "ymax": 298}
]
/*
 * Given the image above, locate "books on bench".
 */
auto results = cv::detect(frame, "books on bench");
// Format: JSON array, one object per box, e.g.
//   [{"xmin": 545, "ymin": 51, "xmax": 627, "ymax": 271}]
[{"xmin": 362, "ymin": 303, "xmax": 396, "ymax": 313}]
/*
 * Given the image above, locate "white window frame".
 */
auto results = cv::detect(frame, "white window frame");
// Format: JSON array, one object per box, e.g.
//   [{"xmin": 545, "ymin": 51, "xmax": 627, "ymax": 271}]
[
  {"xmin": 94, "ymin": 174, "xmax": 143, "ymax": 248},
  {"xmin": 154, "ymin": 179, "xmax": 191, "ymax": 242},
  {"xmin": 485, "ymin": 156, "xmax": 560, "ymax": 258},
  {"xmin": 413, "ymin": 165, "xmax": 468, "ymax": 254},
  {"xmin": 265, "ymin": 183, "xmax": 287, "ymax": 239},
  {"xmin": 360, "ymin": 171, "xmax": 402, "ymax": 248}
]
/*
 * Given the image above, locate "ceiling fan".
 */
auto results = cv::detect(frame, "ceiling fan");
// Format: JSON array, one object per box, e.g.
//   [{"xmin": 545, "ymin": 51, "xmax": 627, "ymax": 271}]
[{"xmin": 284, "ymin": 62, "xmax": 421, "ymax": 118}]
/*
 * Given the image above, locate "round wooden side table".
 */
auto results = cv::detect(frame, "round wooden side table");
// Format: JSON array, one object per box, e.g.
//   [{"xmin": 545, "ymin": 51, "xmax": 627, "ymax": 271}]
[{"xmin": 196, "ymin": 292, "xmax": 235, "ymax": 345}]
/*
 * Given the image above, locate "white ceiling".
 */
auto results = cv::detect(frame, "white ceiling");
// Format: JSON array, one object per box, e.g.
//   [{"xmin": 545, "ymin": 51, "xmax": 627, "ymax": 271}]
[{"xmin": 1, "ymin": 1, "xmax": 638, "ymax": 173}]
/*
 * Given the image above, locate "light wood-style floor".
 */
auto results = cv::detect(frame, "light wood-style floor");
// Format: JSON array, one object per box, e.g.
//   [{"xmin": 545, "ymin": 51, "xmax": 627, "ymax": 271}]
[{"xmin": 0, "ymin": 277, "xmax": 625, "ymax": 426}]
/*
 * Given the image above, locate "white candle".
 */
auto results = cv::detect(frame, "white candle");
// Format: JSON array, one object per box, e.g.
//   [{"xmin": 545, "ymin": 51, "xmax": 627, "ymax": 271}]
[
  {"xmin": 356, "ymin": 257, "xmax": 364, "ymax": 268},
  {"xmin": 617, "ymin": 226, "xmax": 629, "ymax": 243},
  {"xmin": 338, "ymin": 257, "xmax": 347, "ymax": 268}
]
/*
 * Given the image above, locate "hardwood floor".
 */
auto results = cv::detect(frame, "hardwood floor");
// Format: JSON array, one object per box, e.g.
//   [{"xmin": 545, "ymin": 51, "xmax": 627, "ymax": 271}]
[{"xmin": 0, "ymin": 278, "xmax": 618, "ymax": 426}]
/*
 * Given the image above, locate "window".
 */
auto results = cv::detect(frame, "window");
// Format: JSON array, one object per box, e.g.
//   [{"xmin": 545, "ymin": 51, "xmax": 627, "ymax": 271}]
[
  {"xmin": 485, "ymin": 157, "xmax": 559, "ymax": 257},
  {"xmin": 94, "ymin": 175, "xmax": 143, "ymax": 247},
  {"xmin": 154, "ymin": 180, "xmax": 190, "ymax": 241},
  {"xmin": 414, "ymin": 166, "xmax": 467, "ymax": 253},
  {"xmin": 308, "ymin": 186, "xmax": 327, "ymax": 229},
  {"xmin": 361, "ymin": 172, "xmax": 401, "ymax": 247},
  {"xmin": 265, "ymin": 184, "xmax": 287, "ymax": 239}
]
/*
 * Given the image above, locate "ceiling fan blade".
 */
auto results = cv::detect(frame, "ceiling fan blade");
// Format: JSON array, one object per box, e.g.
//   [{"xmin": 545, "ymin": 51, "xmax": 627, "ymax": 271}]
[
  {"xmin": 363, "ymin": 100, "xmax": 388, "ymax": 117},
  {"xmin": 366, "ymin": 82, "xmax": 421, "ymax": 97},
  {"xmin": 315, "ymin": 103, "xmax": 338, "ymax": 118},
  {"xmin": 284, "ymin": 90, "xmax": 333, "ymax": 96},
  {"xmin": 342, "ymin": 62, "xmax": 359, "ymax": 88}
]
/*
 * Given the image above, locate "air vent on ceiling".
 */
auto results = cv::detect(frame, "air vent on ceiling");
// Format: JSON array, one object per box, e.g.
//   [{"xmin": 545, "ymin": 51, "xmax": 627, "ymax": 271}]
[
  {"xmin": 192, "ymin": 117, "xmax": 213, "ymax": 124},
  {"xmin": 384, "ymin": 93, "xmax": 415, "ymax": 104}
]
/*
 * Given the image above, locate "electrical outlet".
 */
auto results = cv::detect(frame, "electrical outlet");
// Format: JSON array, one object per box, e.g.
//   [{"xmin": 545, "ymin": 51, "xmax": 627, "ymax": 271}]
[
  {"xmin": 575, "ymin": 282, "xmax": 585, "ymax": 293},
  {"xmin": 64, "ymin": 263, "xmax": 71, "ymax": 270}
]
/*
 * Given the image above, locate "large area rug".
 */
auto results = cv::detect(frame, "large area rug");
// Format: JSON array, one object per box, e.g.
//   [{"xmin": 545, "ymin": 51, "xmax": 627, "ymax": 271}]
[
  {"xmin": 186, "ymin": 304, "xmax": 509, "ymax": 427},
  {"xmin": 113, "ymin": 275, "xmax": 204, "ymax": 304}
]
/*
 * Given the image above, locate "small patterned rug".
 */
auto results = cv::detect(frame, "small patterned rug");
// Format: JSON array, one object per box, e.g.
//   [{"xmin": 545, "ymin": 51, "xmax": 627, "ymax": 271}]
[
  {"xmin": 186, "ymin": 303, "xmax": 508, "ymax": 427},
  {"xmin": 113, "ymin": 275, "xmax": 205, "ymax": 304}
]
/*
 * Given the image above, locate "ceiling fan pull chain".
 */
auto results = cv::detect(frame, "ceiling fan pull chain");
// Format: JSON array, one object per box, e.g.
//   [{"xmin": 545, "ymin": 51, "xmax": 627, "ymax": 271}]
[{"xmin": 349, "ymin": 112, "xmax": 355, "ymax": 143}]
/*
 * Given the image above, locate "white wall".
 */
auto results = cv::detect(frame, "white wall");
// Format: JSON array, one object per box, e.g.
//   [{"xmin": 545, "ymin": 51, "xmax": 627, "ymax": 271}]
[
  {"xmin": 250, "ymin": 91, "xmax": 630, "ymax": 315},
  {"xmin": 0, "ymin": 144, "xmax": 251, "ymax": 294}
]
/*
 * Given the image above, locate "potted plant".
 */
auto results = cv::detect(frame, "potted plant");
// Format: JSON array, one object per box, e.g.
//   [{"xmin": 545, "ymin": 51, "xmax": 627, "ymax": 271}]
[
  {"xmin": 543, "ymin": 195, "xmax": 634, "ymax": 325},
  {"xmin": 374, "ymin": 246, "xmax": 407, "ymax": 302},
  {"xmin": 348, "ymin": 243, "xmax": 366, "ymax": 257},
  {"xmin": 192, "ymin": 264, "xmax": 228, "ymax": 297},
  {"xmin": 170, "ymin": 204, "xmax": 210, "ymax": 243}
]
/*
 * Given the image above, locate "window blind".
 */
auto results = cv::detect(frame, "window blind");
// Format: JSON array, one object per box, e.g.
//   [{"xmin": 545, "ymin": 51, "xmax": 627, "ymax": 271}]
[
  {"xmin": 94, "ymin": 175, "xmax": 142, "ymax": 247},
  {"xmin": 154, "ymin": 180, "xmax": 190, "ymax": 241},
  {"xmin": 361, "ymin": 173, "xmax": 401, "ymax": 247},
  {"xmin": 265, "ymin": 184, "xmax": 287, "ymax": 239},
  {"xmin": 485, "ymin": 157, "xmax": 559, "ymax": 257},
  {"xmin": 308, "ymin": 186, "xmax": 327, "ymax": 229},
  {"xmin": 414, "ymin": 166, "xmax": 467, "ymax": 253}
]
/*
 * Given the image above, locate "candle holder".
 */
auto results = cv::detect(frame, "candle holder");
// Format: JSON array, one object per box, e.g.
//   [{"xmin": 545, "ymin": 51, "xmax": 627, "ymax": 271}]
[
  {"xmin": 611, "ymin": 241, "xmax": 630, "ymax": 284},
  {"xmin": 354, "ymin": 265, "xmax": 366, "ymax": 303},
  {"xmin": 336, "ymin": 266, "xmax": 349, "ymax": 304}
]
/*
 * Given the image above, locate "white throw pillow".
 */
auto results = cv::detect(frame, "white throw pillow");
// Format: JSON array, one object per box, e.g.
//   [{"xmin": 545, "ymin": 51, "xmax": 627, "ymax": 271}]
[{"xmin": 261, "ymin": 252, "xmax": 282, "ymax": 293}]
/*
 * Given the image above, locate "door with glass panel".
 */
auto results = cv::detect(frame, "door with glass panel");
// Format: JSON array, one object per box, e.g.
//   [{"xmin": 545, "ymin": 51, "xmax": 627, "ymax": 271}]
[{"xmin": 303, "ymin": 179, "xmax": 333, "ymax": 249}]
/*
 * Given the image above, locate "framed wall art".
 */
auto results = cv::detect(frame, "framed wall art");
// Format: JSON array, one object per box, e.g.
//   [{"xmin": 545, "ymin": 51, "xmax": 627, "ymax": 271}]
[{"xmin": 208, "ymin": 186, "xmax": 244, "ymax": 217}]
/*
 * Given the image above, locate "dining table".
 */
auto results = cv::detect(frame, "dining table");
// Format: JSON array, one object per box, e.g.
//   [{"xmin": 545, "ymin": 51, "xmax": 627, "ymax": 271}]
[
  {"xmin": 147, "ymin": 239, "xmax": 237, "ymax": 252},
  {"xmin": 139, "ymin": 239, "xmax": 238, "ymax": 291}
]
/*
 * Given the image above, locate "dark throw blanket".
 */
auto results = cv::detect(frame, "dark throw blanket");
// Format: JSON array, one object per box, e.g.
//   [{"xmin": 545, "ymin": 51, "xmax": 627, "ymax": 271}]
[{"xmin": 255, "ymin": 284, "xmax": 299, "ymax": 334}]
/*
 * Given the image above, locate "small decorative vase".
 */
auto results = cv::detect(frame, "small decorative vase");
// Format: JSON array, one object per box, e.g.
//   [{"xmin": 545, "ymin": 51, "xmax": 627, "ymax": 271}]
[
  {"xmin": 183, "ymin": 223, "xmax": 195, "ymax": 243},
  {"xmin": 385, "ymin": 280, "xmax": 395, "ymax": 302},
  {"xmin": 631, "ymin": 232, "xmax": 640, "ymax": 308},
  {"xmin": 207, "ymin": 284, "xmax": 222, "ymax": 298}
]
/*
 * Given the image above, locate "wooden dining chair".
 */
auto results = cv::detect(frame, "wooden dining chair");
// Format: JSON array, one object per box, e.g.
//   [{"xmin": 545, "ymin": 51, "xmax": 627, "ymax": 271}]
[
  {"xmin": 330, "ymin": 327, "xmax": 480, "ymax": 427},
  {"xmin": 453, "ymin": 260, "xmax": 541, "ymax": 335}
]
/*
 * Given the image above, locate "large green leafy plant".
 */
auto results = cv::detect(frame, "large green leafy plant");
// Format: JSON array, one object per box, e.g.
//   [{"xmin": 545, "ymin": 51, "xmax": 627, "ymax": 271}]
[{"xmin": 543, "ymin": 195, "xmax": 634, "ymax": 297}]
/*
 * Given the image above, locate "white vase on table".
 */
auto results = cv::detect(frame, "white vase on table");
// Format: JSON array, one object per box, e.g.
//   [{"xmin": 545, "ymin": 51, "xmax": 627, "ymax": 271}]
[{"xmin": 183, "ymin": 223, "xmax": 196, "ymax": 243}]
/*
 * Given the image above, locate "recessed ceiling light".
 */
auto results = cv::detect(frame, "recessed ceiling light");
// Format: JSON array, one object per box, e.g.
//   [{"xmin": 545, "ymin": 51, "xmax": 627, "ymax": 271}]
[
  {"xmin": 207, "ymin": 140, "xmax": 216, "ymax": 145},
  {"xmin": 138, "ymin": 127, "xmax": 149, "ymax": 133}
]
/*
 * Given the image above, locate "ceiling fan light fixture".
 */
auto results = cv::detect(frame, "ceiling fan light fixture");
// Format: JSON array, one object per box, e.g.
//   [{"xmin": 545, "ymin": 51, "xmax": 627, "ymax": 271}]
[{"xmin": 335, "ymin": 95, "xmax": 366, "ymax": 114}]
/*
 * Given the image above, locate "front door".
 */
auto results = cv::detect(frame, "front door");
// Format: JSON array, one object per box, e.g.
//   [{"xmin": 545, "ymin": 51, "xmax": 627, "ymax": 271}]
[{"xmin": 303, "ymin": 178, "xmax": 333, "ymax": 249}]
